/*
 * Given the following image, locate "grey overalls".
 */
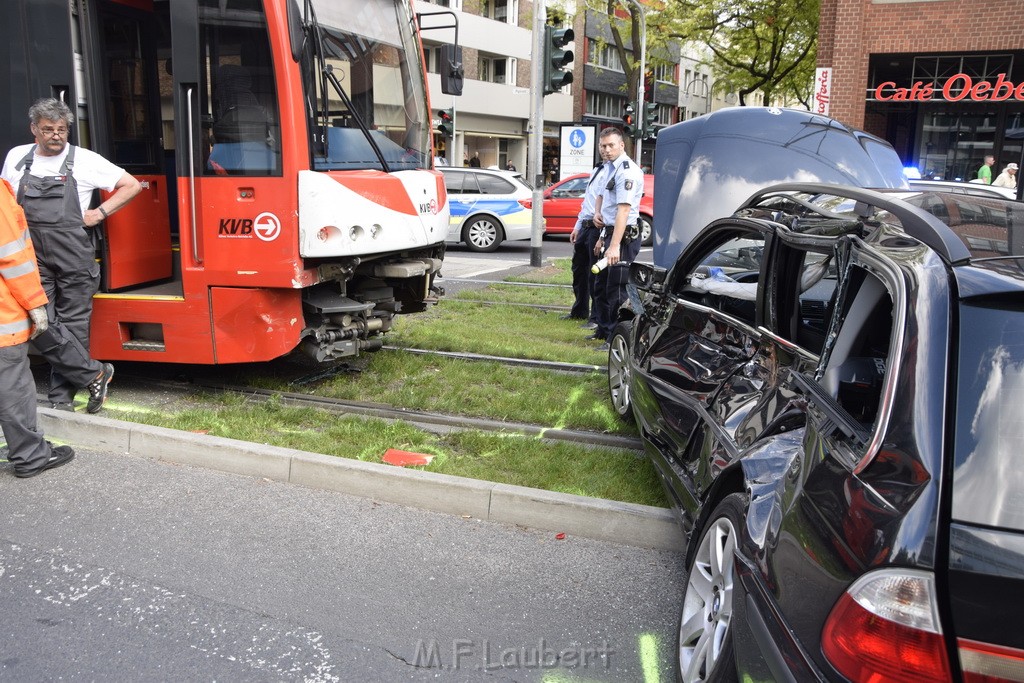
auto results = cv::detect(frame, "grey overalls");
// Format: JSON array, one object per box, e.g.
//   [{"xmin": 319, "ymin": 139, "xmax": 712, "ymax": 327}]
[{"xmin": 16, "ymin": 144, "xmax": 103, "ymax": 403}]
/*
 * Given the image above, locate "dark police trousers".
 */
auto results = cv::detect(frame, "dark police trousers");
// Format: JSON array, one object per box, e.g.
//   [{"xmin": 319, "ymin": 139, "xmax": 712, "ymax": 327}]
[
  {"xmin": 569, "ymin": 221, "xmax": 600, "ymax": 320},
  {"xmin": 16, "ymin": 145, "xmax": 103, "ymax": 403},
  {"xmin": 594, "ymin": 235, "xmax": 642, "ymax": 340}
]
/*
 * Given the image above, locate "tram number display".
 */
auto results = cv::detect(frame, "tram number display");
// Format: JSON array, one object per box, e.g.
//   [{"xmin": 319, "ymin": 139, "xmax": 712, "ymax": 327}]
[{"xmin": 217, "ymin": 212, "xmax": 281, "ymax": 241}]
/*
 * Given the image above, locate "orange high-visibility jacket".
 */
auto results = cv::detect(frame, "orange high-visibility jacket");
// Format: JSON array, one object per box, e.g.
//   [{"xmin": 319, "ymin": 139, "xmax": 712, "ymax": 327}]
[{"xmin": 0, "ymin": 178, "xmax": 48, "ymax": 347}]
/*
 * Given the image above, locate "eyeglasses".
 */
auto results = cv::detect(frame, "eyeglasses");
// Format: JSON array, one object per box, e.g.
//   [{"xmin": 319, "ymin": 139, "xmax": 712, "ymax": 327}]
[{"xmin": 37, "ymin": 127, "xmax": 69, "ymax": 137}]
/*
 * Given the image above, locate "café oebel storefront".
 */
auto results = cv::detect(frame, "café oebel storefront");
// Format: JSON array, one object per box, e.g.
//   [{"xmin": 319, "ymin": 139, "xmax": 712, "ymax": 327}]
[{"xmin": 864, "ymin": 52, "xmax": 1024, "ymax": 181}]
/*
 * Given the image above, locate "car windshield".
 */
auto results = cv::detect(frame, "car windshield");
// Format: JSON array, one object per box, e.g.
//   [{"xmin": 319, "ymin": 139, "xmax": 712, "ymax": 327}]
[{"xmin": 952, "ymin": 303, "xmax": 1024, "ymax": 531}]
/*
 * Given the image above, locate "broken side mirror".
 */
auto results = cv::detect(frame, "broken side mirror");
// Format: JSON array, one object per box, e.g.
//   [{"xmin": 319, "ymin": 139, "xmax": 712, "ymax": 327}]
[{"xmin": 629, "ymin": 262, "xmax": 666, "ymax": 293}]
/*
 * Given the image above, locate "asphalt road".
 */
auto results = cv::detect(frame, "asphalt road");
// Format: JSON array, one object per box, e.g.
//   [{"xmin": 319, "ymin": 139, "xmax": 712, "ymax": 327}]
[{"xmin": 0, "ymin": 447, "xmax": 685, "ymax": 682}]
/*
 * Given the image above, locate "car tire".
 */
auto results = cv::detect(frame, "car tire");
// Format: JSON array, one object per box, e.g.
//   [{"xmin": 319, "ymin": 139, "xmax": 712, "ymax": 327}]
[
  {"xmin": 677, "ymin": 492, "xmax": 743, "ymax": 683},
  {"xmin": 607, "ymin": 322, "xmax": 634, "ymax": 422},
  {"xmin": 463, "ymin": 216, "xmax": 503, "ymax": 252},
  {"xmin": 640, "ymin": 214, "xmax": 653, "ymax": 246}
]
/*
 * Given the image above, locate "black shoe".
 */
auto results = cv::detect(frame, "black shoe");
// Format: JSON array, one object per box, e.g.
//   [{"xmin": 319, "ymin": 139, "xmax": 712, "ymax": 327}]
[
  {"xmin": 596, "ymin": 342, "xmax": 610, "ymax": 352},
  {"xmin": 581, "ymin": 322, "xmax": 598, "ymax": 330},
  {"xmin": 585, "ymin": 333, "xmax": 606, "ymax": 341},
  {"xmin": 14, "ymin": 445, "xmax": 75, "ymax": 478},
  {"xmin": 49, "ymin": 402, "xmax": 74, "ymax": 412},
  {"xmin": 86, "ymin": 363, "xmax": 114, "ymax": 414}
]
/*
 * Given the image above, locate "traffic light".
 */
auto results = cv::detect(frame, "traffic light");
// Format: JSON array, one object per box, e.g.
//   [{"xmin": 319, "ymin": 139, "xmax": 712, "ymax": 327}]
[
  {"xmin": 438, "ymin": 108, "xmax": 454, "ymax": 137},
  {"xmin": 543, "ymin": 26, "xmax": 574, "ymax": 95},
  {"xmin": 643, "ymin": 102, "xmax": 658, "ymax": 140},
  {"xmin": 621, "ymin": 101, "xmax": 637, "ymax": 139}
]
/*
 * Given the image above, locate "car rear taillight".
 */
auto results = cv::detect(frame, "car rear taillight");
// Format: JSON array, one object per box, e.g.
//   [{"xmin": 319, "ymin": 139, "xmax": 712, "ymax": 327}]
[
  {"xmin": 822, "ymin": 569, "xmax": 952, "ymax": 683},
  {"xmin": 959, "ymin": 638, "xmax": 1024, "ymax": 682},
  {"xmin": 518, "ymin": 199, "xmax": 532, "ymax": 209}
]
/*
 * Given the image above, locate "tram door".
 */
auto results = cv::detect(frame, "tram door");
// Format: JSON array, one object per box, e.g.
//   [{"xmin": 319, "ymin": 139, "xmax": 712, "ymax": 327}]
[{"xmin": 84, "ymin": 1, "xmax": 175, "ymax": 291}]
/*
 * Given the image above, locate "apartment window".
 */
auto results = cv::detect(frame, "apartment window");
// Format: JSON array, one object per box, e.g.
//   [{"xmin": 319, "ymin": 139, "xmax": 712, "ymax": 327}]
[
  {"xmin": 589, "ymin": 43, "xmax": 624, "ymax": 72},
  {"xmin": 480, "ymin": 56, "xmax": 510, "ymax": 84},
  {"xmin": 480, "ymin": 0, "xmax": 513, "ymax": 23},
  {"xmin": 585, "ymin": 92, "xmax": 627, "ymax": 119},
  {"xmin": 425, "ymin": 45, "xmax": 442, "ymax": 74},
  {"xmin": 652, "ymin": 63, "xmax": 675, "ymax": 84},
  {"xmin": 425, "ymin": 0, "xmax": 461, "ymax": 8}
]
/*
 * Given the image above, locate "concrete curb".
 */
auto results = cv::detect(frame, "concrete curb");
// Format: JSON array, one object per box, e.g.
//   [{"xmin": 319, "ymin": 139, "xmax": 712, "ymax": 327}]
[{"xmin": 39, "ymin": 409, "xmax": 684, "ymax": 551}]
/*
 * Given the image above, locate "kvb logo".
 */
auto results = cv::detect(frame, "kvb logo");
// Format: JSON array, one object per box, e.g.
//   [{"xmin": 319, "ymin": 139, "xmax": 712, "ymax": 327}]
[{"xmin": 218, "ymin": 212, "xmax": 281, "ymax": 241}]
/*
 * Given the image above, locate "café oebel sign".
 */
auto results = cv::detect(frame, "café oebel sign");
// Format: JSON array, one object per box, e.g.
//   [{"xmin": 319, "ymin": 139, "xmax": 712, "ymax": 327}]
[{"xmin": 874, "ymin": 73, "xmax": 1024, "ymax": 102}]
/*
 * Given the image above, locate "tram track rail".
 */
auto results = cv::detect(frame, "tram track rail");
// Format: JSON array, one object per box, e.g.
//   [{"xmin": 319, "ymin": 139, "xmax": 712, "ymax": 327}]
[{"xmin": 136, "ymin": 377, "xmax": 642, "ymax": 452}]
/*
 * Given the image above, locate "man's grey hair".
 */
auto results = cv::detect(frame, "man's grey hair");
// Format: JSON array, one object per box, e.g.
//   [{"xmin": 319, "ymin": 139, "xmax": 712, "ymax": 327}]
[{"xmin": 29, "ymin": 98, "xmax": 75, "ymax": 126}]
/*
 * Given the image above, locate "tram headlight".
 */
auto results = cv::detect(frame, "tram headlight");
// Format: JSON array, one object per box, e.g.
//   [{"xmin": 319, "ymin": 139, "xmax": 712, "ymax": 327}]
[{"xmin": 349, "ymin": 225, "xmax": 364, "ymax": 241}]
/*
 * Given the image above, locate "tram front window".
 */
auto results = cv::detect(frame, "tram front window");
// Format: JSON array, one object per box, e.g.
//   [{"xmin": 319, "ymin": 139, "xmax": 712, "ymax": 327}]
[{"xmin": 303, "ymin": 0, "xmax": 432, "ymax": 171}]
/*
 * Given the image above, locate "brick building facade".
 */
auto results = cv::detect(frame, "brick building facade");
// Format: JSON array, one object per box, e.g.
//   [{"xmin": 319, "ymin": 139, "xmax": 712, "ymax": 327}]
[{"xmin": 818, "ymin": 0, "xmax": 1024, "ymax": 180}]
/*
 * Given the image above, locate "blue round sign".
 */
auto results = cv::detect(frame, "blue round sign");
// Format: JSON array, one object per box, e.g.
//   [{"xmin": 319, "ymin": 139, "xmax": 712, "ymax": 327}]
[{"xmin": 569, "ymin": 129, "xmax": 586, "ymax": 148}]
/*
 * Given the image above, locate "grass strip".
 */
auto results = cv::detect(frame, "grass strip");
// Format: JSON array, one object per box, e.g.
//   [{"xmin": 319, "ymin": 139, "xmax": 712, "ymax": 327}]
[
  {"xmin": 506, "ymin": 258, "xmax": 573, "ymax": 285},
  {"xmin": 236, "ymin": 352, "xmax": 634, "ymax": 436},
  {"xmin": 387, "ymin": 301, "xmax": 603, "ymax": 365},
  {"xmin": 106, "ymin": 393, "xmax": 667, "ymax": 508}
]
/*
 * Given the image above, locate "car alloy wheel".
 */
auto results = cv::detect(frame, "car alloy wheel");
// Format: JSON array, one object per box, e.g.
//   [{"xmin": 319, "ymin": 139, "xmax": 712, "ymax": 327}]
[
  {"xmin": 640, "ymin": 215, "xmax": 653, "ymax": 246},
  {"xmin": 464, "ymin": 216, "xmax": 502, "ymax": 252},
  {"xmin": 678, "ymin": 493, "xmax": 743, "ymax": 683},
  {"xmin": 608, "ymin": 323, "xmax": 634, "ymax": 421}
]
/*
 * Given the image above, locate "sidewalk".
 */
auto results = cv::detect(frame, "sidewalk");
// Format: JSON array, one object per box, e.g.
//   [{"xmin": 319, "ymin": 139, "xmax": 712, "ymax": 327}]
[{"xmin": 30, "ymin": 408, "xmax": 683, "ymax": 551}]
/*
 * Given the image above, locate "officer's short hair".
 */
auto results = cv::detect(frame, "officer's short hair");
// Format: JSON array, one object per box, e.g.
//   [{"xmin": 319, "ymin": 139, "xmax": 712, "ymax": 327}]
[
  {"xmin": 600, "ymin": 127, "xmax": 625, "ymax": 143},
  {"xmin": 29, "ymin": 98, "xmax": 75, "ymax": 127}
]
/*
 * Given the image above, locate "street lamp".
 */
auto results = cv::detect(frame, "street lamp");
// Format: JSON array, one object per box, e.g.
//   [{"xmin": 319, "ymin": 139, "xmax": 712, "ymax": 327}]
[{"xmin": 683, "ymin": 76, "xmax": 711, "ymax": 116}]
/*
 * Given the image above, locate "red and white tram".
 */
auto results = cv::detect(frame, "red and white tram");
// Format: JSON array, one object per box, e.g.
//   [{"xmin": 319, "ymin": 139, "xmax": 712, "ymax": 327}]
[{"xmin": 3, "ymin": 0, "xmax": 451, "ymax": 363}]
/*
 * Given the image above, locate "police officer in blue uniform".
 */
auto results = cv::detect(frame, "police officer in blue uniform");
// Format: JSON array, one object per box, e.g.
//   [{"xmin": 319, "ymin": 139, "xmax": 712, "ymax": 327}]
[
  {"xmin": 562, "ymin": 156, "xmax": 610, "ymax": 324},
  {"xmin": 591, "ymin": 128, "xmax": 644, "ymax": 350}
]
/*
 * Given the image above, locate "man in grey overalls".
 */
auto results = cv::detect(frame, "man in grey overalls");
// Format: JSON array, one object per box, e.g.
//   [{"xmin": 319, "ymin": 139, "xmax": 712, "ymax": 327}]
[{"xmin": 1, "ymin": 98, "xmax": 141, "ymax": 413}]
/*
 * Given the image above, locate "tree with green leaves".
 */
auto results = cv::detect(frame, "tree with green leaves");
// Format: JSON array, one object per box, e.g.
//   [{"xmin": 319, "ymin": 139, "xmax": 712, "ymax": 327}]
[{"xmin": 658, "ymin": 0, "xmax": 819, "ymax": 107}]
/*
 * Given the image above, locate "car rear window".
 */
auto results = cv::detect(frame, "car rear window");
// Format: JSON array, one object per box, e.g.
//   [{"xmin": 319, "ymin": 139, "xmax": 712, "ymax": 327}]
[{"xmin": 952, "ymin": 302, "xmax": 1024, "ymax": 531}]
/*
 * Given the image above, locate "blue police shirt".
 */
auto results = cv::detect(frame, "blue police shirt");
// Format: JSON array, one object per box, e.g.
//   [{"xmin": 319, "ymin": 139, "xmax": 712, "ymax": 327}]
[{"xmin": 596, "ymin": 153, "xmax": 644, "ymax": 228}]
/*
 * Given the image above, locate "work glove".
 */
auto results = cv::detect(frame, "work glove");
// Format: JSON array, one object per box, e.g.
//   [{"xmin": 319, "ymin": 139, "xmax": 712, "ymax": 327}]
[{"xmin": 28, "ymin": 306, "xmax": 48, "ymax": 339}]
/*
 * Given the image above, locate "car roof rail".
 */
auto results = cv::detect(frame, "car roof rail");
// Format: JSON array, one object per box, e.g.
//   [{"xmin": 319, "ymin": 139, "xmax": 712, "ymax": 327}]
[{"xmin": 742, "ymin": 182, "xmax": 972, "ymax": 265}]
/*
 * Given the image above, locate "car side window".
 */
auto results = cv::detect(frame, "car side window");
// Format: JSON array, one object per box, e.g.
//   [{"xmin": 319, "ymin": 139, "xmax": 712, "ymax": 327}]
[
  {"xmin": 477, "ymin": 174, "xmax": 514, "ymax": 194},
  {"xmin": 442, "ymin": 172, "xmax": 463, "ymax": 193},
  {"xmin": 675, "ymin": 233, "xmax": 765, "ymax": 327},
  {"xmin": 460, "ymin": 173, "xmax": 481, "ymax": 194}
]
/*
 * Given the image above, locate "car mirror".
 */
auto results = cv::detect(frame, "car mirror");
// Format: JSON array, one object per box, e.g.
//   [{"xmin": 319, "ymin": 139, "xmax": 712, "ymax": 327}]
[
  {"xmin": 629, "ymin": 262, "xmax": 666, "ymax": 293},
  {"xmin": 551, "ymin": 189, "xmax": 572, "ymax": 199}
]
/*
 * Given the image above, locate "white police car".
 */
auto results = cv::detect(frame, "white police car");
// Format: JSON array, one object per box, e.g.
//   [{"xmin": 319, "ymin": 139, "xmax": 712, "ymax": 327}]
[{"xmin": 439, "ymin": 167, "xmax": 534, "ymax": 252}]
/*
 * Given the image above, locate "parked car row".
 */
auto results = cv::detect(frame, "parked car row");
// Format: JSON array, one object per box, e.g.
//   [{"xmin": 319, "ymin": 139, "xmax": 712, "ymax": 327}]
[
  {"xmin": 606, "ymin": 107, "xmax": 1024, "ymax": 682},
  {"xmin": 437, "ymin": 166, "xmax": 657, "ymax": 251}
]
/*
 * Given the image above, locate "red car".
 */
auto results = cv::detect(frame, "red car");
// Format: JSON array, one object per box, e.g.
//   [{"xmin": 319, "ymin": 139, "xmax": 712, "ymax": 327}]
[{"xmin": 543, "ymin": 173, "xmax": 655, "ymax": 245}]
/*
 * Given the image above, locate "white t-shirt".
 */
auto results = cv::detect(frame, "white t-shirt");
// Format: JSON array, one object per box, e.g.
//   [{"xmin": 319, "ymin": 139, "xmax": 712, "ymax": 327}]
[{"xmin": 1, "ymin": 143, "xmax": 126, "ymax": 216}]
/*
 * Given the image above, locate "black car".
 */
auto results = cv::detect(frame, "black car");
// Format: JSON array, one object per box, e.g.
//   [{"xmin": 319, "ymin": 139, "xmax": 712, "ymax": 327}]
[{"xmin": 609, "ymin": 182, "xmax": 1024, "ymax": 682}]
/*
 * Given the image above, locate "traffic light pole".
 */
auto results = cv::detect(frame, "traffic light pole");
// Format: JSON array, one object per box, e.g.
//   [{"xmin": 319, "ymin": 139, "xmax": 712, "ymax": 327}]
[
  {"xmin": 528, "ymin": 1, "xmax": 546, "ymax": 268},
  {"xmin": 626, "ymin": 0, "xmax": 647, "ymax": 161}
]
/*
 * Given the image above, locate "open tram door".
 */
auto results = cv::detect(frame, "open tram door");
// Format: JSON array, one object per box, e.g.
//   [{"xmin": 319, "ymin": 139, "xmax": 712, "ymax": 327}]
[{"xmin": 77, "ymin": 0, "xmax": 176, "ymax": 291}]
